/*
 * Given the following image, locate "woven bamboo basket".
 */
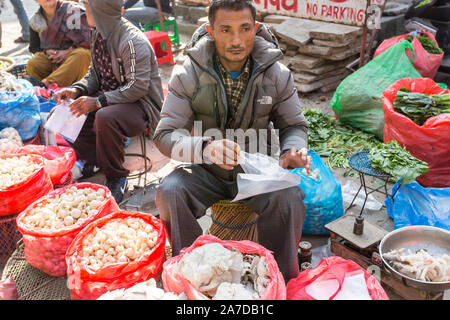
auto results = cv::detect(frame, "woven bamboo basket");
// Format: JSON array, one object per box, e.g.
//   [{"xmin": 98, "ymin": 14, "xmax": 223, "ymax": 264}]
[{"xmin": 208, "ymin": 200, "xmax": 258, "ymax": 243}]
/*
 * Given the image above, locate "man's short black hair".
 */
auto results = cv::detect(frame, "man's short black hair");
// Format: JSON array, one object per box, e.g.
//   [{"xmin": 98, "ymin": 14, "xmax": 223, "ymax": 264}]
[{"xmin": 208, "ymin": 0, "xmax": 256, "ymax": 27}]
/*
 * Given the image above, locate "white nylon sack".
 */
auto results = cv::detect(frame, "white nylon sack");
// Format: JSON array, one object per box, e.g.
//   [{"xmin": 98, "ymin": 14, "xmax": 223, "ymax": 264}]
[{"xmin": 232, "ymin": 152, "xmax": 301, "ymax": 202}]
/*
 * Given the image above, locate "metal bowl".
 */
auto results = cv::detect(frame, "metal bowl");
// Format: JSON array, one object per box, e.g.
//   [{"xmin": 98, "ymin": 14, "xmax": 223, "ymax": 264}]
[
  {"xmin": 0, "ymin": 56, "xmax": 15, "ymax": 72},
  {"xmin": 379, "ymin": 225, "xmax": 450, "ymax": 292}
]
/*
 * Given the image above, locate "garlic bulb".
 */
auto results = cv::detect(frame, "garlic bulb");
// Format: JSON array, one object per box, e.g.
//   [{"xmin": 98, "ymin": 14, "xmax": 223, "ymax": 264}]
[
  {"xmin": 81, "ymin": 217, "xmax": 158, "ymax": 270},
  {"xmin": 22, "ymin": 186, "xmax": 107, "ymax": 230},
  {"xmin": 0, "ymin": 127, "xmax": 22, "ymax": 147},
  {"xmin": 0, "ymin": 71, "xmax": 22, "ymax": 93},
  {"xmin": 0, "ymin": 155, "xmax": 41, "ymax": 188},
  {"xmin": 177, "ymin": 243, "xmax": 271, "ymax": 299},
  {"xmin": 98, "ymin": 278, "xmax": 186, "ymax": 300}
]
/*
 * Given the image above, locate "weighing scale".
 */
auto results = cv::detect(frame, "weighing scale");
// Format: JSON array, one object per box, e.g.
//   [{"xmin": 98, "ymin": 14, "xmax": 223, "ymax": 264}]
[{"xmin": 325, "ymin": 215, "xmax": 447, "ymax": 300}]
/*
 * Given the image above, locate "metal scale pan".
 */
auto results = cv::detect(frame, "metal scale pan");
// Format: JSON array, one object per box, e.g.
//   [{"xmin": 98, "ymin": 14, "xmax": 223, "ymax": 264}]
[{"xmin": 379, "ymin": 225, "xmax": 450, "ymax": 292}]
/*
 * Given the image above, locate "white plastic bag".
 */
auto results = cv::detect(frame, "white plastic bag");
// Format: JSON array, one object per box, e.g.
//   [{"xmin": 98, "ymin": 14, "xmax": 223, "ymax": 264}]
[
  {"xmin": 44, "ymin": 99, "xmax": 86, "ymax": 143},
  {"xmin": 232, "ymin": 152, "xmax": 301, "ymax": 202},
  {"xmin": 304, "ymin": 270, "xmax": 372, "ymax": 300},
  {"xmin": 341, "ymin": 181, "xmax": 383, "ymax": 211}
]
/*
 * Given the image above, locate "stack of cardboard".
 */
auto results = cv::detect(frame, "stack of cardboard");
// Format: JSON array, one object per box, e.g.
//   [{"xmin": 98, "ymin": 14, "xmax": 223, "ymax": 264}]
[{"xmin": 266, "ymin": 15, "xmax": 368, "ymax": 93}]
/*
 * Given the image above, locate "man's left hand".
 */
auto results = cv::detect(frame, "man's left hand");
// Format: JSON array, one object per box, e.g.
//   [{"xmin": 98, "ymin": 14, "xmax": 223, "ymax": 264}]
[
  {"xmin": 69, "ymin": 96, "xmax": 98, "ymax": 117},
  {"xmin": 280, "ymin": 147, "xmax": 312, "ymax": 174}
]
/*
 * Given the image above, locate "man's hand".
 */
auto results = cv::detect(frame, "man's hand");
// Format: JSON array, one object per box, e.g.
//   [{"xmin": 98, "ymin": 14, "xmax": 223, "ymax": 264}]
[
  {"xmin": 53, "ymin": 87, "xmax": 81, "ymax": 104},
  {"xmin": 203, "ymin": 139, "xmax": 241, "ymax": 171},
  {"xmin": 46, "ymin": 48, "xmax": 73, "ymax": 65},
  {"xmin": 279, "ymin": 147, "xmax": 312, "ymax": 173},
  {"xmin": 69, "ymin": 96, "xmax": 98, "ymax": 117}
]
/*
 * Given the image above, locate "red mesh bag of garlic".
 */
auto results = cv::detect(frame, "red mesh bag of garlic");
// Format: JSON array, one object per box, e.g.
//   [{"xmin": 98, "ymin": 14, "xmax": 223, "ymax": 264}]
[
  {"xmin": 162, "ymin": 235, "xmax": 287, "ymax": 300},
  {"xmin": 0, "ymin": 153, "xmax": 53, "ymax": 215},
  {"xmin": 16, "ymin": 183, "xmax": 119, "ymax": 277},
  {"xmin": 14, "ymin": 145, "xmax": 77, "ymax": 186},
  {"xmin": 65, "ymin": 210, "xmax": 167, "ymax": 300}
]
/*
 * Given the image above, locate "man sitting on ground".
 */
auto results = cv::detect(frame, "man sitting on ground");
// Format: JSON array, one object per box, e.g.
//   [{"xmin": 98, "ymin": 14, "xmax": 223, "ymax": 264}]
[{"xmin": 154, "ymin": 0, "xmax": 311, "ymax": 282}]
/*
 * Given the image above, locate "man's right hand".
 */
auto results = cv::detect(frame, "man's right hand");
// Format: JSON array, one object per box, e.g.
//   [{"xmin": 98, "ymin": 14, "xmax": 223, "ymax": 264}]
[
  {"xmin": 203, "ymin": 139, "xmax": 241, "ymax": 171},
  {"xmin": 53, "ymin": 87, "xmax": 81, "ymax": 104}
]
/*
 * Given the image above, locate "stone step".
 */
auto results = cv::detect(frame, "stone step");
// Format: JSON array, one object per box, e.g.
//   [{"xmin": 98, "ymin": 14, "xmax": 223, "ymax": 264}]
[
  {"xmin": 273, "ymin": 19, "xmax": 324, "ymax": 47},
  {"xmin": 293, "ymin": 68, "xmax": 350, "ymax": 84},
  {"xmin": 285, "ymin": 56, "xmax": 356, "ymax": 75},
  {"xmin": 281, "ymin": 54, "xmax": 325, "ymax": 70},
  {"xmin": 309, "ymin": 23, "xmax": 363, "ymax": 42},
  {"xmin": 294, "ymin": 72, "xmax": 348, "ymax": 93}
]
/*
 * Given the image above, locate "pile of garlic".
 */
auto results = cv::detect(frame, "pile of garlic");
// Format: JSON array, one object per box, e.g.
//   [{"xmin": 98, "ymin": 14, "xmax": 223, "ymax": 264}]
[
  {"xmin": 81, "ymin": 217, "xmax": 158, "ymax": 270},
  {"xmin": 22, "ymin": 186, "xmax": 106, "ymax": 230},
  {"xmin": 0, "ymin": 127, "xmax": 23, "ymax": 155},
  {"xmin": 0, "ymin": 155, "xmax": 41, "ymax": 189},
  {"xmin": 301, "ymin": 168, "xmax": 320, "ymax": 181},
  {"xmin": 98, "ymin": 278, "xmax": 186, "ymax": 300},
  {"xmin": 0, "ymin": 71, "xmax": 22, "ymax": 93},
  {"xmin": 178, "ymin": 243, "xmax": 271, "ymax": 300}
]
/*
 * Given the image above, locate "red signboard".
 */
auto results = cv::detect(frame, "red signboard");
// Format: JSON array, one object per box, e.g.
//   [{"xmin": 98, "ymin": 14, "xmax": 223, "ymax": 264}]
[{"xmin": 254, "ymin": 0, "xmax": 369, "ymax": 26}]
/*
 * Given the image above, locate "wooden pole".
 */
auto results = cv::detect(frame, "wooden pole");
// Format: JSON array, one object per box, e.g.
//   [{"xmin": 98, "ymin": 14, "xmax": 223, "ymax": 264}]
[
  {"xmin": 155, "ymin": 0, "xmax": 165, "ymax": 32},
  {"xmin": 359, "ymin": 0, "xmax": 370, "ymax": 68}
]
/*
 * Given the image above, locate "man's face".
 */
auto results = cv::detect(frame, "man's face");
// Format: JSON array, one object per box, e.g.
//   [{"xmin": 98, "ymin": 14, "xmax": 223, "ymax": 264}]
[
  {"xmin": 83, "ymin": 0, "xmax": 96, "ymax": 27},
  {"xmin": 207, "ymin": 8, "xmax": 257, "ymax": 68}
]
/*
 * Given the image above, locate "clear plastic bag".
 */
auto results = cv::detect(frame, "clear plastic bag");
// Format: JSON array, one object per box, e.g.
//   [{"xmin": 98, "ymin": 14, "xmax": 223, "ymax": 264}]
[
  {"xmin": 44, "ymin": 100, "xmax": 87, "ymax": 143},
  {"xmin": 232, "ymin": 152, "xmax": 301, "ymax": 202}
]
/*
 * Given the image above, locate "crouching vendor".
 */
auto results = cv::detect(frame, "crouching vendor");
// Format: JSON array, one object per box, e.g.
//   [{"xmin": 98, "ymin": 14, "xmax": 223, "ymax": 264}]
[
  {"xmin": 54, "ymin": 0, "xmax": 163, "ymax": 204},
  {"xmin": 153, "ymin": 0, "xmax": 311, "ymax": 282}
]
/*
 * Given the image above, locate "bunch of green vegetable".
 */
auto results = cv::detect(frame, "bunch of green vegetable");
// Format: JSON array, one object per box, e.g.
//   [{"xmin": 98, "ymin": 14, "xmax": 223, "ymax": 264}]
[
  {"xmin": 304, "ymin": 109, "xmax": 380, "ymax": 169},
  {"xmin": 405, "ymin": 33, "xmax": 443, "ymax": 54},
  {"xmin": 393, "ymin": 87, "xmax": 450, "ymax": 125},
  {"xmin": 368, "ymin": 140, "xmax": 429, "ymax": 184}
]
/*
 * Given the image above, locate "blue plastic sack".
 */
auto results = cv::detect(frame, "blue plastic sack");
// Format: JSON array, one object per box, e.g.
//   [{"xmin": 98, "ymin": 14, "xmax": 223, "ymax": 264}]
[
  {"xmin": 0, "ymin": 79, "xmax": 41, "ymax": 141},
  {"xmin": 385, "ymin": 181, "xmax": 450, "ymax": 230},
  {"xmin": 291, "ymin": 150, "xmax": 344, "ymax": 235}
]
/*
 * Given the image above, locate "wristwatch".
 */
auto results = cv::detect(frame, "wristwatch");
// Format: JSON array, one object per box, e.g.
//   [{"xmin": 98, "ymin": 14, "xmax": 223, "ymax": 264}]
[
  {"xmin": 96, "ymin": 98, "xmax": 102, "ymax": 109},
  {"xmin": 96, "ymin": 94, "xmax": 107, "ymax": 109}
]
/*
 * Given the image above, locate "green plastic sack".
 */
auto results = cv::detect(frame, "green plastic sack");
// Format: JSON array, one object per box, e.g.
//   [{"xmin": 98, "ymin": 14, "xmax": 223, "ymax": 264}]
[{"xmin": 330, "ymin": 41, "xmax": 422, "ymax": 140}]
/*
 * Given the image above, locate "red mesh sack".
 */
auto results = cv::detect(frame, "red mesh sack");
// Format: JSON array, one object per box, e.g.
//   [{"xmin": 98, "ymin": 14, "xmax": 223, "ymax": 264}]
[
  {"xmin": 0, "ymin": 153, "xmax": 53, "ymax": 216},
  {"xmin": 286, "ymin": 256, "xmax": 389, "ymax": 300},
  {"xmin": 16, "ymin": 183, "xmax": 119, "ymax": 277},
  {"xmin": 162, "ymin": 235, "xmax": 286, "ymax": 300},
  {"xmin": 382, "ymin": 77, "xmax": 450, "ymax": 188},
  {"xmin": 15, "ymin": 145, "xmax": 77, "ymax": 186},
  {"xmin": 374, "ymin": 31, "xmax": 444, "ymax": 79},
  {"xmin": 66, "ymin": 210, "xmax": 167, "ymax": 300}
]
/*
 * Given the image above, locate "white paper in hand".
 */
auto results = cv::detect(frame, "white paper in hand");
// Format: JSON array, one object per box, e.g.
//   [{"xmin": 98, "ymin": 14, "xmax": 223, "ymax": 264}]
[
  {"xmin": 232, "ymin": 152, "xmax": 301, "ymax": 202},
  {"xmin": 44, "ymin": 99, "xmax": 87, "ymax": 143}
]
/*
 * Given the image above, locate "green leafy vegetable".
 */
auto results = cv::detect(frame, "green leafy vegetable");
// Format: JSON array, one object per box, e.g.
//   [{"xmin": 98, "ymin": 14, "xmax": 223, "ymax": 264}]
[
  {"xmin": 393, "ymin": 89, "xmax": 450, "ymax": 126},
  {"xmin": 405, "ymin": 34, "xmax": 443, "ymax": 54},
  {"xmin": 368, "ymin": 141, "xmax": 429, "ymax": 184},
  {"xmin": 304, "ymin": 109, "xmax": 380, "ymax": 170}
]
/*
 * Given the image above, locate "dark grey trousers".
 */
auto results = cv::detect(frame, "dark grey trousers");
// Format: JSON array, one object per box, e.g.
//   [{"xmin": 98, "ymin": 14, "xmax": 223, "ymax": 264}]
[
  {"xmin": 69, "ymin": 102, "xmax": 148, "ymax": 179},
  {"xmin": 156, "ymin": 164, "xmax": 306, "ymax": 282}
]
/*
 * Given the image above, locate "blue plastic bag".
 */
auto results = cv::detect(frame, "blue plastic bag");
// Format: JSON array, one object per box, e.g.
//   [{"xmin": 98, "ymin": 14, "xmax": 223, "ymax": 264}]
[
  {"xmin": 0, "ymin": 79, "xmax": 41, "ymax": 141},
  {"xmin": 385, "ymin": 181, "xmax": 450, "ymax": 230},
  {"xmin": 291, "ymin": 150, "xmax": 344, "ymax": 235}
]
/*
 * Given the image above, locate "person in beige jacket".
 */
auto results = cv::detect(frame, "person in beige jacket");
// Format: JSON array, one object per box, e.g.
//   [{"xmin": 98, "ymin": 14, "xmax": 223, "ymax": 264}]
[{"xmin": 154, "ymin": 0, "xmax": 311, "ymax": 282}]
